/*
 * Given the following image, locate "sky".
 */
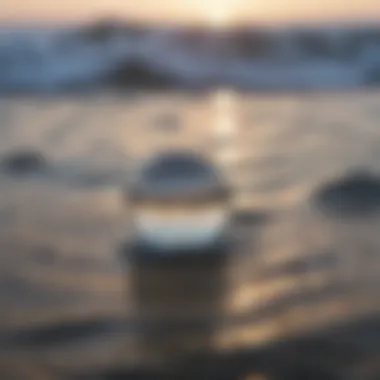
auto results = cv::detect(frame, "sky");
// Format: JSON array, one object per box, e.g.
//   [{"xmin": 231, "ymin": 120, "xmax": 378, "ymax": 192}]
[{"xmin": 1, "ymin": 0, "xmax": 380, "ymax": 25}]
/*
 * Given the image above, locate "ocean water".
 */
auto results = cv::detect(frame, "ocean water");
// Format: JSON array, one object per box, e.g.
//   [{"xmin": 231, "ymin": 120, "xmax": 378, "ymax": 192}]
[
  {"xmin": 0, "ymin": 91, "xmax": 379, "ymax": 378},
  {"xmin": 2, "ymin": 23, "xmax": 380, "ymax": 91}
]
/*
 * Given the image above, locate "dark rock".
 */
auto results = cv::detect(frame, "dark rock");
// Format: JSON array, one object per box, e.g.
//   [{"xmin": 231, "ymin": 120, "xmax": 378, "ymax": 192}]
[
  {"xmin": 233, "ymin": 30, "xmax": 274, "ymax": 59},
  {"xmin": 174, "ymin": 29, "xmax": 213, "ymax": 52},
  {"xmin": 109, "ymin": 59, "xmax": 177, "ymax": 89},
  {"xmin": 314, "ymin": 170, "xmax": 380, "ymax": 218},
  {"xmin": 1, "ymin": 150, "xmax": 47, "ymax": 175},
  {"xmin": 215, "ymin": 29, "xmax": 274, "ymax": 60}
]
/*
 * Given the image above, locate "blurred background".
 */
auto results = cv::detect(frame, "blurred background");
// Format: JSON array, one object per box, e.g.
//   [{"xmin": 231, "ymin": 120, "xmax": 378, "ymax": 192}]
[
  {"xmin": 1, "ymin": 1, "xmax": 380, "ymax": 380},
  {"xmin": 2, "ymin": 0, "xmax": 380, "ymax": 91}
]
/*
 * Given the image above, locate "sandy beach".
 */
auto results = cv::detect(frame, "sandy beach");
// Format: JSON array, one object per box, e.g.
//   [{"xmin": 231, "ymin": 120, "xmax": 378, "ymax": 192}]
[{"xmin": 0, "ymin": 90, "xmax": 379, "ymax": 379}]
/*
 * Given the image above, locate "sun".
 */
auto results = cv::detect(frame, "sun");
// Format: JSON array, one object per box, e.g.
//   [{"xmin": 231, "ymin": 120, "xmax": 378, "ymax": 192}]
[
  {"xmin": 198, "ymin": 0, "xmax": 236, "ymax": 28},
  {"xmin": 209, "ymin": 7, "xmax": 231, "ymax": 28}
]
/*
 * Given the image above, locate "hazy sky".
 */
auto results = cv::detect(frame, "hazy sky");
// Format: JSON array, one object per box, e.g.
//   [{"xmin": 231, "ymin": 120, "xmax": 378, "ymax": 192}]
[{"xmin": 1, "ymin": 0, "xmax": 380, "ymax": 25}]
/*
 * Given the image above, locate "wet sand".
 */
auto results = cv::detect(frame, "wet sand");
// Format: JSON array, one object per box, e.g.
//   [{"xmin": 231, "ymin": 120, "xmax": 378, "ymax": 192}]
[{"xmin": 0, "ymin": 91, "xmax": 379, "ymax": 379}]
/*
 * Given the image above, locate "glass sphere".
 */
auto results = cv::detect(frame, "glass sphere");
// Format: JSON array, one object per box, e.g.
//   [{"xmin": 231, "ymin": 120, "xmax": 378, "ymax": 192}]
[{"xmin": 130, "ymin": 151, "xmax": 231, "ymax": 254}]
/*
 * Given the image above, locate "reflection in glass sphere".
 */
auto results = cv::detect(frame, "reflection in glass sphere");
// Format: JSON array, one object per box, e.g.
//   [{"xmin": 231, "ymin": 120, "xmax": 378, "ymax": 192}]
[{"xmin": 130, "ymin": 151, "xmax": 231, "ymax": 254}]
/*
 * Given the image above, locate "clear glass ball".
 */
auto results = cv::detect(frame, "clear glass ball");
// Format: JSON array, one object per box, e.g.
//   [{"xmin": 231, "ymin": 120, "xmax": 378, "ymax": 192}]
[{"xmin": 130, "ymin": 151, "xmax": 231, "ymax": 254}]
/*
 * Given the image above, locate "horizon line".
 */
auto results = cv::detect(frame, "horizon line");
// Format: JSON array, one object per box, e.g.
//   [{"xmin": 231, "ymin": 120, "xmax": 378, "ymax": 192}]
[{"xmin": 1, "ymin": 14, "xmax": 380, "ymax": 29}]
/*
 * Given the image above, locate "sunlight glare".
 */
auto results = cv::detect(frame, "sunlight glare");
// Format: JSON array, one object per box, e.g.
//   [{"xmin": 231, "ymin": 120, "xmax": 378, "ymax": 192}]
[
  {"xmin": 198, "ymin": 0, "xmax": 236, "ymax": 28},
  {"xmin": 213, "ymin": 89, "xmax": 239, "ymax": 166},
  {"xmin": 209, "ymin": 8, "xmax": 230, "ymax": 28}
]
